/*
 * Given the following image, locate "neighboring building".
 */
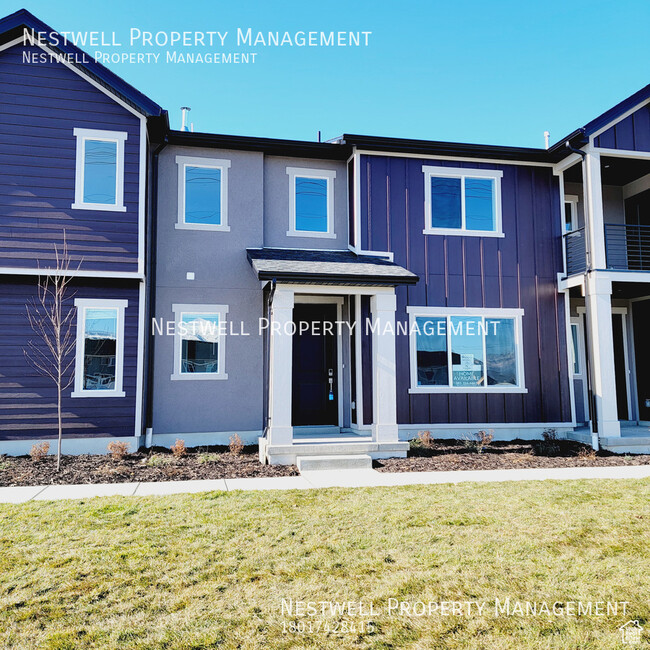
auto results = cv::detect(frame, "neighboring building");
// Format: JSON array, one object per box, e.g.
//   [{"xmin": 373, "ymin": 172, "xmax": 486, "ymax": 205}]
[
  {"xmin": 1, "ymin": 9, "xmax": 650, "ymax": 461},
  {"xmin": 0, "ymin": 10, "xmax": 166, "ymax": 454}
]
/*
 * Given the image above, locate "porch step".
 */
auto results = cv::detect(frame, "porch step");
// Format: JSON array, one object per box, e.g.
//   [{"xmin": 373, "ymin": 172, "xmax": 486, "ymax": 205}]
[{"xmin": 297, "ymin": 454, "xmax": 372, "ymax": 472}]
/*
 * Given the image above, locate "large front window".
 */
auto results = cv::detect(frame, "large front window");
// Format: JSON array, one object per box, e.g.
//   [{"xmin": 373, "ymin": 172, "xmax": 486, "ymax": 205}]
[
  {"xmin": 72, "ymin": 299, "xmax": 127, "ymax": 398},
  {"xmin": 422, "ymin": 166, "xmax": 503, "ymax": 237},
  {"xmin": 409, "ymin": 308, "xmax": 525, "ymax": 393}
]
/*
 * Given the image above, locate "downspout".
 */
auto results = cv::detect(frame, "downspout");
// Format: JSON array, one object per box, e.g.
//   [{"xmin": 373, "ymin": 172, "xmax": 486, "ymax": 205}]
[
  {"xmin": 565, "ymin": 140, "xmax": 599, "ymax": 447},
  {"xmin": 144, "ymin": 137, "xmax": 168, "ymax": 448},
  {"xmin": 263, "ymin": 278, "xmax": 277, "ymax": 437}
]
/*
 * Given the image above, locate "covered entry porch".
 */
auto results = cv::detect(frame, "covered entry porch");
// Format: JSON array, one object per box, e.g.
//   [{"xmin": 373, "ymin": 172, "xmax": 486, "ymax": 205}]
[{"xmin": 247, "ymin": 248, "xmax": 418, "ymax": 466}]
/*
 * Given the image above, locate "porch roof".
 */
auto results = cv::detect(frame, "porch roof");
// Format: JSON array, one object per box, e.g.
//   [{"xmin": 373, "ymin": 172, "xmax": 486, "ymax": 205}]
[{"xmin": 246, "ymin": 248, "xmax": 419, "ymax": 286}]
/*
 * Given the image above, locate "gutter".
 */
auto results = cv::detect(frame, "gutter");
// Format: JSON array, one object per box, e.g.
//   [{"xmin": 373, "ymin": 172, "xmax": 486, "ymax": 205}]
[{"xmin": 263, "ymin": 278, "xmax": 277, "ymax": 438}]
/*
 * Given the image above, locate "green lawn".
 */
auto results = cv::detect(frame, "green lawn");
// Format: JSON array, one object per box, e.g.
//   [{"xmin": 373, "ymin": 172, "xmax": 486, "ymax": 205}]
[{"xmin": 1, "ymin": 480, "xmax": 649, "ymax": 649}]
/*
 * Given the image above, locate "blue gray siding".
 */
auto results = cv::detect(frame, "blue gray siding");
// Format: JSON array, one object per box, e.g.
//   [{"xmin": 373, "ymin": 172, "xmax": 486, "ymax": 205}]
[
  {"xmin": 0, "ymin": 279, "xmax": 139, "ymax": 440},
  {"xmin": 0, "ymin": 44, "xmax": 142, "ymax": 273},
  {"xmin": 359, "ymin": 154, "xmax": 572, "ymax": 426}
]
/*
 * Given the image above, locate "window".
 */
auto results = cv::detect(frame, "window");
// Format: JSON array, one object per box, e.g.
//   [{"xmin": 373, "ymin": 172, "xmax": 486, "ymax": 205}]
[
  {"xmin": 570, "ymin": 323, "xmax": 580, "ymax": 374},
  {"xmin": 422, "ymin": 166, "xmax": 503, "ymax": 237},
  {"xmin": 176, "ymin": 156, "xmax": 231, "ymax": 231},
  {"xmin": 72, "ymin": 299, "xmax": 127, "ymax": 398},
  {"xmin": 171, "ymin": 304, "xmax": 228, "ymax": 380},
  {"xmin": 408, "ymin": 307, "xmax": 526, "ymax": 393},
  {"xmin": 286, "ymin": 167, "xmax": 336, "ymax": 238},
  {"xmin": 564, "ymin": 194, "xmax": 579, "ymax": 233},
  {"xmin": 72, "ymin": 128, "xmax": 127, "ymax": 211}
]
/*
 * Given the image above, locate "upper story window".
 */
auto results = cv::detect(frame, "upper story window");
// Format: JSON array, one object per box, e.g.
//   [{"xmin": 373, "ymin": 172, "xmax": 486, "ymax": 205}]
[
  {"xmin": 407, "ymin": 307, "xmax": 526, "ymax": 394},
  {"xmin": 422, "ymin": 166, "xmax": 503, "ymax": 237},
  {"xmin": 171, "ymin": 304, "xmax": 228, "ymax": 380},
  {"xmin": 72, "ymin": 128, "xmax": 127, "ymax": 212},
  {"xmin": 286, "ymin": 167, "xmax": 336, "ymax": 238},
  {"xmin": 71, "ymin": 298, "xmax": 127, "ymax": 398},
  {"xmin": 176, "ymin": 156, "xmax": 231, "ymax": 231}
]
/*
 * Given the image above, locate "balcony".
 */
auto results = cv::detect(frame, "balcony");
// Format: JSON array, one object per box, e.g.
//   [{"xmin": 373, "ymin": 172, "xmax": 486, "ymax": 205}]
[{"xmin": 564, "ymin": 224, "xmax": 650, "ymax": 276}]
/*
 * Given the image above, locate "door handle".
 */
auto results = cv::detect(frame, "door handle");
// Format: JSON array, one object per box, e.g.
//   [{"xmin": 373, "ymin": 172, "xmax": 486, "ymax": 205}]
[{"xmin": 328, "ymin": 369, "xmax": 334, "ymax": 401}]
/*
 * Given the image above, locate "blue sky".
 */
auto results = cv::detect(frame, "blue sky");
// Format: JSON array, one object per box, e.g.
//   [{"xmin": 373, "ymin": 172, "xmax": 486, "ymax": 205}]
[{"xmin": 11, "ymin": 0, "xmax": 650, "ymax": 147}]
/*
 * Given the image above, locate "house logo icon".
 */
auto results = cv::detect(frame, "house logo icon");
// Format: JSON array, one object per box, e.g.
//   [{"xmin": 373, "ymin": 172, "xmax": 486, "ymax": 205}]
[{"xmin": 620, "ymin": 620, "xmax": 643, "ymax": 645}]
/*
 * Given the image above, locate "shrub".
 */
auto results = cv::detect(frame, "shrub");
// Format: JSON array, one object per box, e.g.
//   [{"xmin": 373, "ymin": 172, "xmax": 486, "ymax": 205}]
[
  {"xmin": 30, "ymin": 442, "xmax": 50, "ymax": 463},
  {"xmin": 171, "ymin": 439, "xmax": 187, "ymax": 458},
  {"xmin": 198, "ymin": 453, "xmax": 220, "ymax": 464},
  {"xmin": 462, "ymin": 430, "xmax": 494, "ymax": 454},
  {"xmin": 107, "ymin": 441, "xmax": 130, "ymax": 461},
  {"xmin": 577, "ymin": 446, "xmax": 597, "ymax": 460},
  {"xmin": 534, "ymin": 428, "xmax": 561, "ymax": 456},
  {"xmin": 416, "ymin": 430, "xmax": 434, "ymax": 448},
  {"xmin": 229, "ymin": 434, "xmax": 244, "ymax": 456},
  {"xmin": 145, "ymin": 454, "xmax": 174, "ymax": 467}
]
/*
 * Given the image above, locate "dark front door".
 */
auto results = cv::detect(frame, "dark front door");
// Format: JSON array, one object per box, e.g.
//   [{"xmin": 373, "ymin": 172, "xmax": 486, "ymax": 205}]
[{"xmin": 292, "ymin": 303, "xmax": 338, "ymax": 426}]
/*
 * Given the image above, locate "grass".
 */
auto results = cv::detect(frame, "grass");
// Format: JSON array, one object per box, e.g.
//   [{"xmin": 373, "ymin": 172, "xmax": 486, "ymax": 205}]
[{"xmin": 0, "ymin": 480, "xmax": 649, "ymax": 649}]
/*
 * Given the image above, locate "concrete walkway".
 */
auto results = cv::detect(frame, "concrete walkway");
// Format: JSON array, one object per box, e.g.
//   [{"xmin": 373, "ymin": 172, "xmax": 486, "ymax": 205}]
[{"xmin": 1, "ymin": 465, "xmax": 649, "ymax": 503}]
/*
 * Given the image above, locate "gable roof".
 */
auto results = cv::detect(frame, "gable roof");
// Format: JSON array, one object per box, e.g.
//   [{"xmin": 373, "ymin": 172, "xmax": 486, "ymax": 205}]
[
  {"xmin": 0, "ymin": 9, "xmax": 165, "ymax": 119},
  {"xmin": 549, "ymin": 84, "xmax": 650, "ymax": 157}
]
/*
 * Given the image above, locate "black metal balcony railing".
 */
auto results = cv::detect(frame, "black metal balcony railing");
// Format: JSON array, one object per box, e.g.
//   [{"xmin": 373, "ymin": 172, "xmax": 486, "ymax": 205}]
[
  {"xmin": 564, "ymin": 224, "xmax": 650, "ymax": 276},
  {"xmin": 605, "ymin": 223, "xmax": 650, "ymax": 271},
  {"xmin": 564, "ymin": 227, "xmax": 586, "ymax": 275}
]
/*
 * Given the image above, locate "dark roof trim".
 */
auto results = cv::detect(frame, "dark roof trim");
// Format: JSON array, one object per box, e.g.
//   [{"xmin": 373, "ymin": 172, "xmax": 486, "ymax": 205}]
[
  {"xmin": 255, "ymin": 270, "xmax": 418, "ymax": 286},
  {"xmin": 340, "ymin": 133, "xmax": 553, "ymax": 163},
  {"xmin": 0, "ymin": 9, "xmax": 164, "ymax": 118},
  {"xmin": 168, "ymin": 130, "xmax": 351, "ymax": 159}
]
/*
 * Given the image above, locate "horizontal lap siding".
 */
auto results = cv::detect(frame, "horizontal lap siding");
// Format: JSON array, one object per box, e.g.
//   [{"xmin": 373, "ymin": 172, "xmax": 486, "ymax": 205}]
[
  {"xmin": 594, "ymin": 104, "xmax": 650, "ymax": 151},
  {"xmin": 0, "ymin": 279, "xmax": 139, "ymax": 440},
  {"xmin": 0, "ymin": 45, "xmax": 141, "ymax": 273},
  {"xmin": 360, "ymin": 155, "xmax": 571, "ymax": 426}
]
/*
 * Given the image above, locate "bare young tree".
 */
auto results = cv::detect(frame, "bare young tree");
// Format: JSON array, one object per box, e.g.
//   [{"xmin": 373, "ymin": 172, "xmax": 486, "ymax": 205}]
[{"xmin": 24, "ymin": 237, "xmax": 79, "ymax": 471}]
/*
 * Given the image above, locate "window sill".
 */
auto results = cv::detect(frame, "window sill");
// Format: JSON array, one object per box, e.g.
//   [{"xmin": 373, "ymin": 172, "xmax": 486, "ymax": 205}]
[
  {"xmin": 71, "ymin": 202, "xmax": 127, "ymax": 212},
  {"xmin": 71, "ymin": 390, "xmax": 126, "ymax": 398},
  {"xmin": 409, "ymin": 386, "xmax": 527, "ymax": 394},
  {"xmin": 422, "ymin": 228, "xmax": 505, "ymax": 238},
  {"xmin": 286, "ymin": 230, "xmax": 336, "ymax": 239},
  {"xmin": 175, "ymin": 223, "xmax": 230, "ymax": 232},
  {"xmin": 170, "ymin": 373, "xmax": 229, "ymax": 381}
]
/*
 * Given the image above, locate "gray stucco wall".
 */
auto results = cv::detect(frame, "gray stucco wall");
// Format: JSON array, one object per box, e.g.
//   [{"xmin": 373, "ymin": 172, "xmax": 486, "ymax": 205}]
[
  {"xmin": 263, "ymin": 156, "xmax": 349, "ymax": 249},
  {"xmin": 152, "ymin": 146, "xmax": 266, "ymax": 440},
  {"xmin": 152, "ymin": 147, "xmax": 351, "ymax": 443}
]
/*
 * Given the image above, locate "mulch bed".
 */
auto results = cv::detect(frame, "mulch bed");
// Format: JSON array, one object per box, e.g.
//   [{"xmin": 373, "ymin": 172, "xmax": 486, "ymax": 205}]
[
  {"xmin": 0, "ymin": 446, "xmax": 298, "ymax": 487},
  {"xmin": 374, "ymin": 438, "xmax": 650, "ymax": 472}
]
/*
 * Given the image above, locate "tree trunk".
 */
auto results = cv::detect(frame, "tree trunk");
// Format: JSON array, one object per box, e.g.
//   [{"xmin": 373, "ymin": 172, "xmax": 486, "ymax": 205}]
[{"xmin": 57, "ymin": 383, "xmax": 62, "ymax": 472}]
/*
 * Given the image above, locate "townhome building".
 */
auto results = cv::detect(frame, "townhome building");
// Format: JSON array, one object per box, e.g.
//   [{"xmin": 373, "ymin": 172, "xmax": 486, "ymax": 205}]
[{"xmin": 1, "ymin": 9, "xmax": 649, "ymax": 463}]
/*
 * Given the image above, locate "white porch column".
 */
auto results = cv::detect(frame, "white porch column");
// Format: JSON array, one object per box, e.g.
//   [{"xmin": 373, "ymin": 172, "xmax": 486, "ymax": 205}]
[
  {"xmin": 583, "ymin": 149, "xmax": 607, "ymax": 269},
  {"xmin": 370, "ymin": 292, "xmax": 399, "ymax": 442},
  {"xmin": 584, "ymin": 273, "xmax": 620, "ymax": 439},
  {"xmin": 267, "ymin": 287, "xmax": 294, "ymax": 446}
]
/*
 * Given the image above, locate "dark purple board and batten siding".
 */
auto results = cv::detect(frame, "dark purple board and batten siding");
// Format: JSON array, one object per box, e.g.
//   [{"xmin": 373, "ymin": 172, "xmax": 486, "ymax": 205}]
[
  {"xmin": 594, "ymin": 104, "xmax": 650, "ymax": 151},
  {"xmin": 0, "ymin": 44, "xmax": 142, "ymax": 273},
  {"xmin": 0, "ymin": 279, "xmax": 139, "ymax": 440},
  {"xmin": 359, "ymin": 154, "xmax": 572, "ymax": 427}
]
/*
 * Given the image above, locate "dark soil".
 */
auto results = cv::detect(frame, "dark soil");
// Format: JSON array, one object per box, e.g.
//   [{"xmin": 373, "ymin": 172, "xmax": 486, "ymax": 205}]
[
  {"xmin": 374, "ymin": 438, "xmax": 650, "ymax": 472},
  {"xmin": 0, "ymin": 446, "xmax": 298, "ymax": 487}
]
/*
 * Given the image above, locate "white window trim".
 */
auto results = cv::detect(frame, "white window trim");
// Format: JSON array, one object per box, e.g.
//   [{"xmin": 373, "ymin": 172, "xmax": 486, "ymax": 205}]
[
  {"xmin": 71, "ymin": 128, "xmax": 127, "ymax": 212},
  {"xmin": 407, "ymin": 306, "xmax": 526, "ymax": 394},
  {"xmin": 175, "ymin": 156, "xmax": 231, "ymax": 232},
  {"xmin": 564, "ymin": 194, "xmax": 579, "ymax": 232},
  {"xmin": 286, "ymin": 167, "xmax": 336, "ymax": 239},
  {"xmin": 422, "ymin": 165, "xmax": 504, "ymax": 237},
  {"xmin": 171, "ymin": 303, "xmax": 229, "ymax": 381},
  {"xmin": 71, "ymin": 298, "xmax": 128, "ymax": 398}
]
